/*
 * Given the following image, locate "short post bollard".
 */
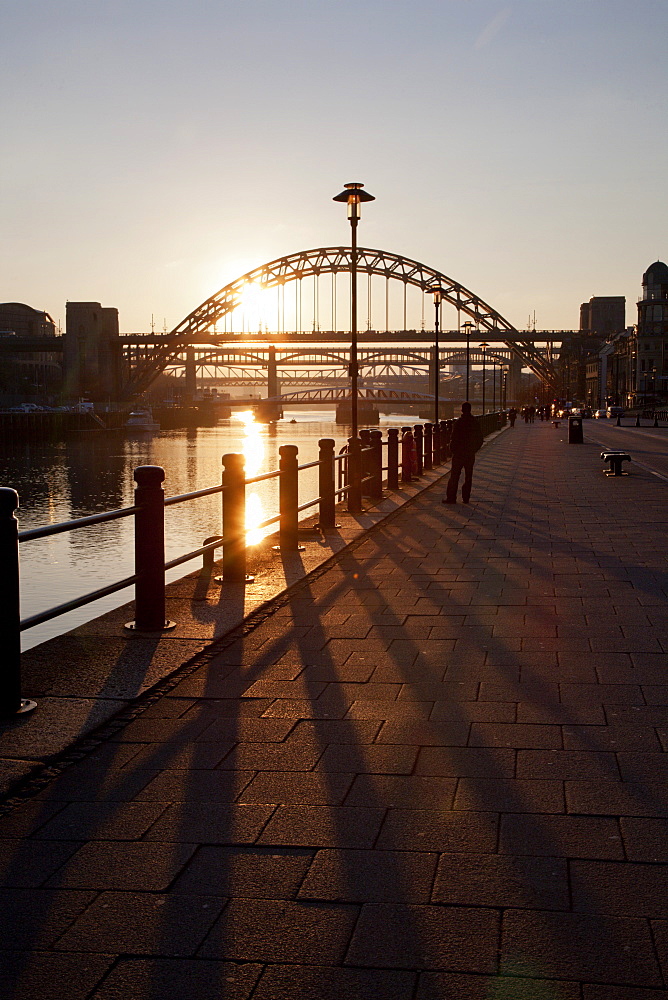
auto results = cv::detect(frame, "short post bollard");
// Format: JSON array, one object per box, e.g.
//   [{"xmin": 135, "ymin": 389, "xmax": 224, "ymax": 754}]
[
  {"xmin": 347, "ymin": 436, "xmax": 363, "ymax": 513},
  {"xmin": 432, "ymin": 420, "xmax": 441, "ymax": 466},
  {"xmin": 0, "ymin": 488, "xmax": 36, "ymax": 716},
  {"xmin": 616, "ymin": 414, "xmax": 621, "ymax": 427},
  {"xmin": 423, "ymin": 423, "xmax": 433, "ymax": 471},
  {"xmin": 654, "ymin": 413, "xmax": 659, "ymax": 428},
  {"xmin": 221, "ymin": 453, "xmax": 252, "ymax": 583},
  {"xmin": 387, "ymin": 427, "xmax": 399, "ymax": 489},
  {"xmin": 441, "ymin": 420, "xmax": 451, "ymax": 461},
  {"xmin": 127, "ymin": 466, "xmax": 175, "ymax": 632},
  {"xmin": 360, "ymin": 429, "xmax": 372, "ymax": 497},
  {"xmin": 369, "ymin": 430, "xmax": 383, "ymax": 499},
  {"xmin": 413, "ymin": 424, "xmax": 424, "ymax": 477},
  {"xmin": 636, "ymin": 414, "xmax": 641, "ymax": 427},
  {"xmin": 402, "ymin": 428, "xmax": 414, "ymax": 483},
  {"xmin": 279, "ymin": 445, "xmax": 304, "ymax": 551},
  {"xmin": 317, "ymin": 438, "xmax": 336, "ymax": 529}
]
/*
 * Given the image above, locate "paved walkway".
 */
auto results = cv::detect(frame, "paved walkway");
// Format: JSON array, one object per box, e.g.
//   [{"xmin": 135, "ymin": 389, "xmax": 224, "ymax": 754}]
[{"xmin": 1, "ymin": 420, "xmax": 667, "ymax": 998}]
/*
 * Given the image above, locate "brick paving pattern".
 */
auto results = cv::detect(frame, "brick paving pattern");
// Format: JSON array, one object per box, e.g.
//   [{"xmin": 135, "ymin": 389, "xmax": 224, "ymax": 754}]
[{"xmin": 0, "ymin": 420, "xmax": 667, "ymax": 997}]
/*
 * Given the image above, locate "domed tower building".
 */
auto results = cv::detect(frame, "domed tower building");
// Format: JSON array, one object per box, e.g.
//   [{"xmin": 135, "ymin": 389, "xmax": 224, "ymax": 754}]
[{"xmin": 636, "ymin": 261, "xmax": 668, "ymax": 403}]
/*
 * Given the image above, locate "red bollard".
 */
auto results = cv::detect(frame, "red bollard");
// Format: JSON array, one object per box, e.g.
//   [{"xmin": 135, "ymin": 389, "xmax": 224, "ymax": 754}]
[
  {"xmin": 279, "ymin": 445, "xmax": 304, "ymax": 551},
  {"xmin": 221, "ymin": 453, "xmax": 251, "ymax": 582},
  {"xmin": 387, "ymin": 428, "xmax": 399, "ymax": 489},
  {"xmin": 317, "ymin": 438, "xmax": 336, "ymax": 529}
]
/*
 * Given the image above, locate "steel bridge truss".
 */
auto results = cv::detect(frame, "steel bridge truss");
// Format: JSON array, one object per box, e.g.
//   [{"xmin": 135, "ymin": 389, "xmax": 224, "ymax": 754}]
[{"xmin": 125, "ymin": 247, "xmax": 558, "ymax": 397}]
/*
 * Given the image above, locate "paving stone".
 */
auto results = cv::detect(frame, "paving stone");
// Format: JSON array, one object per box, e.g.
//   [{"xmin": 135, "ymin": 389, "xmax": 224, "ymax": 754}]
[
  {"xmin": 620, "ymin": 817, "xmax": 668, "ymax": 862},
  {"xmin": 616, "ymin": 753, "xmax": 668, "ymax": 782},
  {"xmin": 298, "ymin": 848, "xmax": 437, "ymax": 903},
  {"xmin": 0, "ymin": 799, "xmax": 66, "ymax": 838},
  {"xmin": 261, "ymin": 698, "xmax": 350, "ymax": 719},
  {"xmin": 516, "ymin": 749, "xmax": 619, "ymax": 780},
  {"xmin": 469, "ymin": 723, "xmax": 562, "ymax": 749},
  {"xmin": 136, "ymin": 769, "xmax": 256, "ymax": 801},
  {"xmin": 500, "ymin": 910, "xmax": 662, "ymax": 986},
  {"xmin": 257, "ymin": 805, "xmax": 386, "ymax": 848},
  {"xmin": 651, "ymin": 919, "xmax": 668, "ymax": 984},
  {"xmin": 345, "ymin": 700, "xmax": 434, "ymax": 720},
  {"xmin": 454, "ymin": 777, "xmax": 564, "ymax": 813},
  {"xmin": 44, "ymin": 841, "xmax": 196, "ymax": 890},
  {"xmin": 346, "ymin": 902, "xmax": 499, "ymax": 972},
  {"xmin": 251, "ymin": 964, "xmax": 416, "ymax": 1000},
  {"xmin": 376, "ymin": 809, "xmax": 498, "ymax": 853},
  {"xmin": 54, "ymin": 890, "xmax": 225, "ymax": 955},
  {"xmin": 431, "ymin": 854, "xmax": 569, "ymax": 909},
  {"xmin": 107, "ymin": 716, "xmax": 213, "ymax": 742},
  {"xmin": 583, "ymin": 987, "xmax": 668, "ymax": 1000},
  {"xmin": 238, "ymin": 771, "xmax": 354, "ymax": 805},
  {"xmin": 377, "ymin": 721, "xmax": 471, "ymax": 746},
  {"xmin": 415, "ymin": 746, "xmax": 516, "ymax": 778},
  {"xmin": 565, "ymin": 780, "xmax": 668, "ymax": 817},
  {"xmin": 198, "ymin": 898, "xmax": 358, "ymax": 963},
  {"xmin": 499, "ymin": 814, "xmax": 624, "ymax": 859},
  {"xmin": 89, "ymin": 958, "xmax": 262, "ymax": 999},
  {"xmin": 345, "ymin": 774, "xmax": 456, "ymax": 809},
  {"xmin": 0, "ymin": 951, "xmax": 114, "ymax": 1000},
  {"xmin": 431, "ymin": 701, "xmax": 516, "ymax": 722},
  {"xmin": 195, "ymin": 718, "xmax": 295, "ymax": 741},
  {"xmin": 0, "ymin": 839, "xmax": 82, "ymax": 887},
  {"xmin": 216, "ymin": 742, "xmax": 322, "ymax": 771},
  {"xmin": 314, "ymin": 744, "xmax": 418, "ymax": 774},
  {"xmin": 144, "ymin": 802, "xmax": 275, "ymax": 843},
  {"xmin": 32, "ymin": 801, "xmax": 167, "ymax": 840},
  {"xmin": 0, "ymin": 888, "xmax": 95, "ymax": 949},
  {"xmin": 563, "ymin": 725, "xmax": 661, "ymax": 751},
  {"xmin": 285, "ymin": 719, "xmax": 382, "ymax": 743},
  {"xmin": 34, "ymin": 765, "xmax": 160, "ymax": 801},
  {"xmin": 417, "ymin": 972, "xmax": 581, "ymax": 999},
  {"xmin": 172, "ymin": 846, "xmax": 313, "ymax": 896},
  {"xmin": 570, "ymin": 859, "xmax": 668, "ymax": 917},
  {"xmin": 517, "ymin": 702, "xmax": 606, "ymax": 723},
  {"xmin": 125, "ymin": 742, "xmax": 235, "ymax": 769}
]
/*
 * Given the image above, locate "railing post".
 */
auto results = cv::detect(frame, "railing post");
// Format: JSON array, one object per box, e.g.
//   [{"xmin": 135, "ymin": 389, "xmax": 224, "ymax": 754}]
[
  {"xmin": 279, "ymin": 444, "xmax": 302, "ymax": 551},
  {"xmin": 347, "ymin": 436, "xmax": 363, "ymax": 513},
  {"xmin": 369, "ymin": 429, "xmax": 383, "ymax": 499},
  {"xmin": 432, "ymin": 420, "xmax": 441, "ymax": 466},
  {"xmin": 402, "ymin": 427, "xmax": 414, "ymax": 483},
  {"xmin": 222, "ymin": 453, "xmax": 247, "ymax": 581},
  {"xmin": 359, "ymin": 429, "xmax": 372, "ymax": 497},
  {"xmin": 128, "ymin": 465, "xmax": 174, "ymax": 632},
  {"xmin": 317, "ymin": 438, "xmax": 336, "ymax": 529},
  {"xmin": 0, "ymin": 488, "xmax": 36, "ymax": 716},
  {"xmin": 441, "ymin": 419, "xmax": 451, "ymax": 461},
  {"xmin": 387, "ymin": 427, "xmax": 399, "ymax": 489},
  {"xmin": 423, "ymin": 423, "xmax": 433, "ymax": 471},
  {"xmin": 413, "ymin": 424, "xmax": 424, "ymax": 477}
]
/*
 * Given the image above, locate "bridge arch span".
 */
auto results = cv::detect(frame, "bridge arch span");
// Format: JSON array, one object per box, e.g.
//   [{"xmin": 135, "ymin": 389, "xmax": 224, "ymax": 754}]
[{"xmin": 126, "ymin": 246, "xmax": 556, "ymax": 396}]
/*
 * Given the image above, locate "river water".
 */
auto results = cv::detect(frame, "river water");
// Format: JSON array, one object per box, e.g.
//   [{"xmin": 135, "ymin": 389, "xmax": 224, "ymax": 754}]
[{"xmin": 1, "ymin": 409, "xmax": 409, "ymax": 651}]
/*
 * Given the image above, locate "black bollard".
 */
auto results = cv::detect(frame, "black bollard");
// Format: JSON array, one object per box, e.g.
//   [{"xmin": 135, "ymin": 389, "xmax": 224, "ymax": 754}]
[
  {"xmin": 127, "ymin": 466, "xmax": 175, "ymax": 632},
  {"xmin": 347, "ymin": 436, "xmax": 363, "ymax": 513},
  {"xmin": 413, "ymin": 424, "xmax": 424, "ymax": 477},
  {"xmin": 387, "ymin": 428, "xmax": 399, "ymax": 489},
  {"xmin": 636, "ymin": 414, "xmax": 641, "ymax": 427},
  {"xmin": 432, "ymin": 421, "xmax": 441, "ymax": 466},
  {"xmin": 360, "ymin": 429, "xmax": 372, "ymax": 497},
  {"xmin": 369, "ymin": 430, "xmax": 384, "ymax": 499},
  {"xmin": 221, "ymin": 453, "xmax": 250, "ymax": 582},
  {"xmin": 317, "ymin": 438, "xmax": 336, "ymax": 529},
  {"xmin": 423, "ymin": 423, "xmax": 433, "ymax": 471},
  {"xmin": 0, "ymin": 488, "xmax": 36, "ymax": 716},
  {"xmin": 654, "ymin": 414, "xmax": 659, "ymax": 428},
  {"xmin": 279, "ymin": 445, "xmax": 304, "ymax": 551},
  {"xmin": 616, "ymin": 414, "xmax": 621, "ymax": 427}
]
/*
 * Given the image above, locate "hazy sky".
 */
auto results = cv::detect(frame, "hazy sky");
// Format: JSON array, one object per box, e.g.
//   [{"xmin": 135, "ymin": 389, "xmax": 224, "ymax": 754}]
[{"xmin": 2, "ymin": 0, "xmax": 666, "ymax": 334}]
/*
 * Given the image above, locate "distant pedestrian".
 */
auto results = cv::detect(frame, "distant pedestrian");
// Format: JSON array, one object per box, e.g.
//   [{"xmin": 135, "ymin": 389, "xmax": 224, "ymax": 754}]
[
  {"xmin": 442, "ymin": 402, "xmax": 484, "ymax": 505},
  {"xmin": 508, "ymin": 407, "xmax": 517, "ymax": 427}
]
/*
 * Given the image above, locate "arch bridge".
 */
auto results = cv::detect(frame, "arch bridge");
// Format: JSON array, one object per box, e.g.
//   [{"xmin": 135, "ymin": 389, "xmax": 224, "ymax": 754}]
[{"xmin": 123, "ymin": 247, "xmax": 558, "ymax": 398}]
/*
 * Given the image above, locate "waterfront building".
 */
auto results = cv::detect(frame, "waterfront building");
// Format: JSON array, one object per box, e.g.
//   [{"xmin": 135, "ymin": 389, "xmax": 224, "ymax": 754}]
[
  {"xmin": 635, "ymin": 260, "xmax": 668, "ymax": 403},
  {"xmin": 63, "ymin": 301, "xmax": 123, "ymax": 402}
]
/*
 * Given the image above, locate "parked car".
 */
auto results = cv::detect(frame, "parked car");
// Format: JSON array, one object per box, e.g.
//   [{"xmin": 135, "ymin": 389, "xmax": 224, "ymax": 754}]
[
  {"xmin": 593, "ymin": 409, "xmax": 607, "ymax": 419},
  {"xmin": 606, "ymin": 406, "xmax": 624, "ymax": 418}
]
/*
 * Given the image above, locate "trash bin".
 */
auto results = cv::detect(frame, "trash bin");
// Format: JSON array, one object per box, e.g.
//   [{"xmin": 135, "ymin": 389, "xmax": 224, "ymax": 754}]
[{"xmin": 568, "ymin": 415, "xmax": 583, "ymax": 443}]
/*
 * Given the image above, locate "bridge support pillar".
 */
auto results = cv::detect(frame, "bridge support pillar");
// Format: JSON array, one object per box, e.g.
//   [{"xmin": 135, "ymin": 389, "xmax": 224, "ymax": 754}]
[{"xmin": 184, "ymin": 348, "xmax": 197, "ymax": 401}]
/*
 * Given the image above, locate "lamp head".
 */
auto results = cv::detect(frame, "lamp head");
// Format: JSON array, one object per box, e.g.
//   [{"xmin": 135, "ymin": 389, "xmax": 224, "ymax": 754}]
[
  {"xmin": 427, "ymin": 284, "xmax": 446, "ymax": 305},
  {"xmin": 479, "ymin": 341, "xmax": 489, "ymax": 350},
  {"xmin": 333, "ymin": 182, "xmax": 375, "ymax": 220}
]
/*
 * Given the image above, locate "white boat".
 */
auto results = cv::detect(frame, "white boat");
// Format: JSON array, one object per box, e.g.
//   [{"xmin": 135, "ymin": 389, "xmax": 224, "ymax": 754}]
[{"xmin": 125, "ymin": 407, "xmax": 160, "ymax": 431}]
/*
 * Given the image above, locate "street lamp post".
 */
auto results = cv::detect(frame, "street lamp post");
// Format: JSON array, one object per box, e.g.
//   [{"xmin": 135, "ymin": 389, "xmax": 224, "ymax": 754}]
[
  {"xmin": 427, "ymin": 285, "xmax": 445, "ymax": 424},
  {"xmin": 479, "ymin": 341, "xmax": 489, "ymax": 413},
  {"xmin": 333, "ymin": 182, "xmax": 375, "ymax": 512},
  {"xmin": 492, "ymin": 359, "xmax": 496, "ymax": 412},
  {"xmin": 462, "ymin": 321, "xmax": 473, "ymax": 402}
]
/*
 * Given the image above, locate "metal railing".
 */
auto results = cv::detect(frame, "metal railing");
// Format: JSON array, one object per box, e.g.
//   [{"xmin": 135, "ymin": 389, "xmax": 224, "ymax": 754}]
[{"xmin": 0, "ymin": 413, "xmax": 505, "ymax": 715}]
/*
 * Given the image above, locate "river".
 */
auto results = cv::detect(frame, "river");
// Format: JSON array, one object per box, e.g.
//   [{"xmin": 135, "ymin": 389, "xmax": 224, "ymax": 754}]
[{"xmin": 1, "ymin": 409, "xmax": 410, "ymax": 651}]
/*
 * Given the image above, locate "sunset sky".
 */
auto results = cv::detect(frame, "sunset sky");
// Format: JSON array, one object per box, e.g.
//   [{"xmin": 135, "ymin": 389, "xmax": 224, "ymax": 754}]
[{"xmin": 2, "ymin": 0, "xmax": 666, "ymax": 335}]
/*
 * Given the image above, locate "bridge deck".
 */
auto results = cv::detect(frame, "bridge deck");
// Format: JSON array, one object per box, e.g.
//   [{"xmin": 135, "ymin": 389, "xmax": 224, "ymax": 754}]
[{"xmin": 1, "ymin": 421, "xmax": 667, "ymax": 997}]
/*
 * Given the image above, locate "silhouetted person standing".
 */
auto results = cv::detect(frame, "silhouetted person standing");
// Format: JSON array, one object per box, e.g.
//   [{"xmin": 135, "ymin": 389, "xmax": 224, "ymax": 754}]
[{"xmin": 442, "ymin": 402, "xmax": 483, "ymax": 505}]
